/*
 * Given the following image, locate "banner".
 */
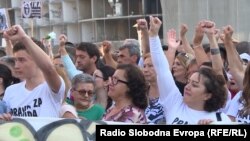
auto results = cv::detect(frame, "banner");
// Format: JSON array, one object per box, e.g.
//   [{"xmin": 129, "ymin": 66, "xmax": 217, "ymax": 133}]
[
  {"xmin": 1, "ymin": 117, "xmax": 249, "ymax": 141},
  {"xmin": 22, "ymin": 0, "xmax": 42, "ymax": 18},
  {"xmin": 0, "ymin": 117, "xmax": 107, "ymax": 141}
]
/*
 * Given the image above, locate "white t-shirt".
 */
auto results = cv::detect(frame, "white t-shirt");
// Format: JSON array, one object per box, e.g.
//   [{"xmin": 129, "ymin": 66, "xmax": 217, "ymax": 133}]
[
  {"xmin": 3, "ymin": 78, "xmax": 65, "ymax": 117},
  {"xmin": 164, "ymin": 91, "xmax": 231, "ymax": 124},
  {"xmin": 218, "ymin": 90, "xmax": 231, "ymax": 113},
  {"xmin": 227, "ymin": 91, "xmax": 250, "ymax": 124},
  {"xmin": 149, "ymin": 36, "xmax": 232, "ymax": 125}
]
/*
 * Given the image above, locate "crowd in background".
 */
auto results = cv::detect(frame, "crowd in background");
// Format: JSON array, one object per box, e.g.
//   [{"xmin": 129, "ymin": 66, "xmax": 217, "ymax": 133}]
[{"xmin": 0, "ymin": 16, "xmax": 250, "ymax": 125}]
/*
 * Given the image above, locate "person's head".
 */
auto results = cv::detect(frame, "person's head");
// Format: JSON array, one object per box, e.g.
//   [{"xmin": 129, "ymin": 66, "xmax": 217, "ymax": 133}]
[
  {"xmin": 172, "ymin": 52, "xmax": 193, "ymax": 82},
  {"xmin": 53, "ymin": 54, "xmax": 71, "ymax": 100},
  {"xmin": 184, "ymin": 67, "xmax": 227, "ymax": 112},
  {"xmin": 117, "ymin": 39, "xmax": 140, "ymax": 65},
  {"xmin": 226, "ymin": 70, "xmax": 240, "ymax": 97},
  {"xmin": 93, "ymin": 65, "xmax": 115, "ymax": 89},
  {"xmin": 200, "ymin": 61, "xmax": 228, "ymax": 82},
  {"xmin": 235, "ymin": 41, "xmax": 250, "ymax": 55},
  {"xmin": 240, "ymin": 63, "xmax": 250, "ymax": 116},
  {"xmin": 143, "ymin": 53, "xmax": 156, "ymax": 83},
  {"xmin": 108, "ymin": 64, "xmax": 148, "ymax": 109},
  {"xmin": 0, "ymin": 56, "xmax": 15, "ymax": 73},
  {"xmin": 13, "ymin": 38, "xmax": 46, "ymax": 80},
  {"xmin": 71, "ymin": 73, "xmax": 95, "ymax": 110},
  {"xmin": 0, "ymin": 56, "xmax": 20, "ymax": 83},
  {"xmin": 75, "ymin": 42, "xmax": 100, "ymax": 74},
  {"xmin": 53, "ymin": 54, "xmax": 64, "ymax": 68},
  {"xmin": 0, "ymin": 64, "xmax": 13, "ymax": 90}
]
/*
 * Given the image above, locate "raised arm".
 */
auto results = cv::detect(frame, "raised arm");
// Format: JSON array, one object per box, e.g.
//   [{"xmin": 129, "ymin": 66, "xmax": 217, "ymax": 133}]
[
  {"xmin": 166, "ymin": 28, "xmax": 180, "ymax": 69},
  {"xmin": 137, "ymin": 18, "xmax": 150, "ymax": 56},
  {"xmin": 180, "ymin": 24, "xmax": 194, "ymax": 55},
  {"xmin": 4, "ymin": 38, "xmax": 13, "ymax": 56},
  {"xmin": 4, "ymin": 25, "xmax": 61, "ymax": 93},
  {"xmin": 192, "ymin": 21, "xmax": 210, "ymax": 66},
  {"xmin": 102, "ymin": 40, "xmax": 117, "ymax": 69},
  {"xmin": 223, "ymin": 25, "xmax": 245, "ymax": 89},
  {"xmin": 58, "ymin": 34, "xmax": 82, "ymax": 80},
  {"xmin": 203, "ymin": 21, "xmax": 224, "ymax": 76},
  {"xmin": 149, "ymin": 16, "xmax": 182, "ymax": 102}
]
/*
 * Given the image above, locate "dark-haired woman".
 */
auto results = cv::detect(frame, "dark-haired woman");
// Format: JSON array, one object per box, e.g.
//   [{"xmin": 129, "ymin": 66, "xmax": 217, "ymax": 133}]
[
  {"xmin": 148, "ymin": 16, "xmax": 231, "ymax": 124},
  {"xmin": 0, "ymin": 64, "xmax": 14, "ymax": 114},
  {"xmin": 102, "ymin": 64, "xmax": 148, "ymax": 124},
  {"xmin": 93, "ymin": 65, "xmax": 115, "ymax": 109},
  {"xmin": 227, "ymin": 63, "xmax": 250, "ymax": 123}
]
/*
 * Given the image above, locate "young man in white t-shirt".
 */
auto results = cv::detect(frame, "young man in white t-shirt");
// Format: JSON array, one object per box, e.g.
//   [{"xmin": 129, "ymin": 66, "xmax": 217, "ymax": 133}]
[{"xmin": 0, "ymin": 25, "xmax": 65, "ymax": 119}]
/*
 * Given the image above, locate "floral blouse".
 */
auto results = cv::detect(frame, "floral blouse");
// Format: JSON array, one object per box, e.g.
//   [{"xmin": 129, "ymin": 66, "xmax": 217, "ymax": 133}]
[{"xmin": 102, "ymin": 105, "xmax": 147, "ymax": 124}]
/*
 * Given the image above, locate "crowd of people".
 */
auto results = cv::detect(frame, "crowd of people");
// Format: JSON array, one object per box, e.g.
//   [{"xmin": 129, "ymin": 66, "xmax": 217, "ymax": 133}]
[{"xmin": 0, "ymin": 16, "xmax": 250, "ymax": 125}]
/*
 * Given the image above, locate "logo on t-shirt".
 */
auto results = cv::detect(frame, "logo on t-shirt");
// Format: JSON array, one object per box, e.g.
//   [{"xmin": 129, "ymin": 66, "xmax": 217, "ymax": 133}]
[
  {"xmin": 10, "ymin": 98, "xmax": 42, "ymax": 117},
  {"xmin": 172, "ymin": 117, "xmax": 188, "ymax": 124}
]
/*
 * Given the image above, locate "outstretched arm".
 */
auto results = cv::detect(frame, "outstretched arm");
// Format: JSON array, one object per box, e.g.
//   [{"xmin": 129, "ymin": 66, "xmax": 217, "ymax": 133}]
[
  {"xmin": 137, "ymin": 18, "xmax": 150, "ymax": 56},
  {"xmin": 180, "ymin": 24, "xmax": 194, "ymax": 55},
  {"xmin": 102, "ymin": 40, "xmax": 117, "ymax": 69},
  {"xmin": 192, "ymin": 21, "xmax": 210, "ymax": 66},
  {"xmin": 3, "ymin": 25, "xmax": 61, "ymax": 93},
  {"xmin": 4, "ymin": 38, "xmax": 13, "ymax": 56},
  {"xmin": 166, "ymin": 28, "xmax": 180, "ymax": 69},
  {"xmin": 223, "ymin": 25, "xmax": 244, "ymax": 89},
  {"xmin": 149, "ymin": 16, "xmax": 182, "ymax": 104},
  {"xmin": 58, "ymin": 34, "xmax": 82, "ymax": 80},
  {"xmin": 203, "ymin": 21, "xmax": 224, "ymax": 76}
]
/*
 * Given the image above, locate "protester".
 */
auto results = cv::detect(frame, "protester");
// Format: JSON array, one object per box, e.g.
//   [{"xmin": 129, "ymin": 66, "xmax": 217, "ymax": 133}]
[
  {"xmin": 0, "ymin": 25, "xmax": 65, "ymax": 120},
  {"xmin": 102, "ymin": 64, "xmax": 148, "ymax": 123},
  {"xmin": 67, "ymin": 73, "xmax": 105, "ymax": 120},
  {"xmin": 148, "ymin": 16, "xmax": 231, "ymax": 124}
]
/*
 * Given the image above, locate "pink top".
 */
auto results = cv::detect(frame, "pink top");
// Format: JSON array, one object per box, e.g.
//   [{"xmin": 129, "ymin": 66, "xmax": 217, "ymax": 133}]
[{"xmin": 102, "ymin": 105, "xmax": 147, "ymax": 124}]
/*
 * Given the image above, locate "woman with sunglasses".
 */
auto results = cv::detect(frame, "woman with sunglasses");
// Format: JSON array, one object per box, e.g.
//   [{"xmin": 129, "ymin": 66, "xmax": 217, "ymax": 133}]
[
  {"xmin": 65, "ymin": 73, "xmax": 105, "ymax": 120},
  {"xmin": 102, "ymin": 64, "xmax": 148, "ymax": 124}
]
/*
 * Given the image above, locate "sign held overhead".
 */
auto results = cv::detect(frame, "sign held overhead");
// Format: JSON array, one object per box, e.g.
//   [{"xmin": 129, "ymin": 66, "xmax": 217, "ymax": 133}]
[{"xmin": 22, "ymin": 0, "xmax": 42, "ymax": 19}]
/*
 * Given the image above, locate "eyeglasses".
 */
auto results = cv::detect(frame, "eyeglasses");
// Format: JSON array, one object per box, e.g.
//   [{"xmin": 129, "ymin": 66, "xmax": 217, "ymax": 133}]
[
  {"xmin": 93, "ymin": 74, "xmax": 104, "ymax": 80},
  {"xmin": 73, "ymin": 88, "xmax": 94, "ymax": 97},
  {"xmin": 110, "ymin": 76, "xmax": 128, "ymax": 85}
]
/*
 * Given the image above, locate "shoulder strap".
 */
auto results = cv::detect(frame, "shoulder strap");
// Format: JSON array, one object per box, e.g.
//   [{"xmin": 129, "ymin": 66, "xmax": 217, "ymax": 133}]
[{"xmin": 216, "ymin": 112, "xmax": 222, "ymax": 121}]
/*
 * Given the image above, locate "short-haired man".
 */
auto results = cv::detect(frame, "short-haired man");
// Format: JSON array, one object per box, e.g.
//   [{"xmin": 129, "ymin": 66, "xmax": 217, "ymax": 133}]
[
  {"xmin": 0, "ymin": 25, "xmax": 65, "ymax": 119},
  {"xmin": 117, "ymin": 39, "xmax": 141, "ymax": 65},
  {"xmin": 102, "ymin": 39, "xmax": 141, "ymax": 68},
  {"xmin": 59, "ymin": 35, "xmax": 102, "ymax": 80}
]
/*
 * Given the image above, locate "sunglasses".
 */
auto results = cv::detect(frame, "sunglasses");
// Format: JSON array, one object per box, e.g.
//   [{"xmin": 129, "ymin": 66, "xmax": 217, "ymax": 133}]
[{"xmin": 73, "ymin": 88, "xmax": 94, "ymax": 97}]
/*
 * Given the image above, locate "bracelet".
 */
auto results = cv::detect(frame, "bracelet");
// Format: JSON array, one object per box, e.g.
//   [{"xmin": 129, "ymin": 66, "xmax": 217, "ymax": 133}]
[{"xmin": 210, "ymin": 48, "xmax": 220, "ymax": 55}]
